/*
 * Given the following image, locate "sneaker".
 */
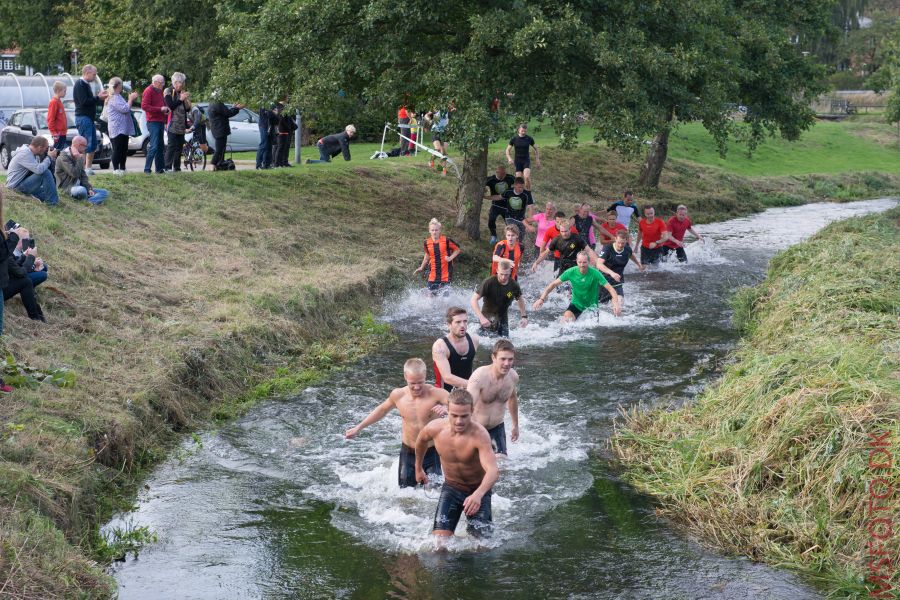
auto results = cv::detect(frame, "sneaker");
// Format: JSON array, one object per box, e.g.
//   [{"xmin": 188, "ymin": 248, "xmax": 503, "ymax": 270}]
[
  {"xmin": 113, "ymin": 170, "xmax": 124, "ymax": 175},
  {"xmin": 0, "ymin": 383, "xmax": 12, "ymax": 394},
  {"xmin": 489, "ymin": 236, "xmax": 497, "ymax": 246},
  {"xmin": 85, "ymin": 168, "xmax": 95, "ymax": 176}
]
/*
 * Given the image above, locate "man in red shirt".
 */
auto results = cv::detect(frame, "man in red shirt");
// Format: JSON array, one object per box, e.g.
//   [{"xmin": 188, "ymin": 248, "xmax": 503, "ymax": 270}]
[
  {"xmin": 599, "ymin": 210, "xmax": 630, "ymax": 245},
  {"xmin": 141, "ymin": 74, "xmax": 170, "ymax": 174},
  {"xmin": 663, "ymin": 204, "xmax": 703, "ymax": 263},
  {"xmin": 635, "ymin": 205, "xmax": 670, "ymax": 265},
  {"xmin": 47, "ymin": 82, "xmax": 69, "ymax": 150}
]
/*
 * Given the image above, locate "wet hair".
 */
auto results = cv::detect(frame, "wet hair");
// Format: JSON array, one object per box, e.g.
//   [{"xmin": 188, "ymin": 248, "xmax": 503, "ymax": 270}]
[
  {"xmin": 429, "ymin": 218, "xmax": 441, "ymax": 229},
  {"xmin": 445, "ymin": 306, "xmax": 467, "ymax": 324},
  {"xmin": 624, "ymin": 190, "xmax": 634, "ymax": 199},
  {"xmin": 555, "ymin": 211, "xmax": 566, "ymax": 219},
  {"xmin": 404, "ymin": 358, "xmax": 427, "ymax": 375},
  {"xmin": 504, "ymin": 224, "xmax": 519, "ymax": 236},
  {"xmin": 514, "ymin": 176, "xmax": 525, "ymax": 185},
  {"xmin": 492, "ymin": 339, "xmax": 515, "ymax": 357},
  {"xmin": 449, "ymin": 388, "xmax": 474, "ymax": 407},
  {"xmin": 497, "ymin": 258, "xmax": 513, "ymax": 272}
]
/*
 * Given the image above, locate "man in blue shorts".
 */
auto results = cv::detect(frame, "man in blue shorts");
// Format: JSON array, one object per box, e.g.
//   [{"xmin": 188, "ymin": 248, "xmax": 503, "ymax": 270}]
[{"xmin": 416, "ymin": 389, "xmax": 499, "ymax": 539}]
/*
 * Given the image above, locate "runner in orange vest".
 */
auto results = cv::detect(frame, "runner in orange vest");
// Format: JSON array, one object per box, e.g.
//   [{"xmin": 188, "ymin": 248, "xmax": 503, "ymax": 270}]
[
  {"xmin": 415, "ymin": 218, "xmax": 461, "ymax": 295},
  {"xmin": 491, "ymin": 225, "xmax": 524, "ymax": 280}
]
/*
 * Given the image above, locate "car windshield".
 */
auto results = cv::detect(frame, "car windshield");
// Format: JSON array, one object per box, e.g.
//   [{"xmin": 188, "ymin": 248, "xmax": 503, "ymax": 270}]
[{"xmin": 35, "ymin": 110, "xmax": 76, "ymax": 130}]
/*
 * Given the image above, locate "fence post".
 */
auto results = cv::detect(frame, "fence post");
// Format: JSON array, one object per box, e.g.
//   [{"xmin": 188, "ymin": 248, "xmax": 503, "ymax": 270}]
[{"xmin": 294, "ymin": 110, "xmax": 302, "ymax": 164}]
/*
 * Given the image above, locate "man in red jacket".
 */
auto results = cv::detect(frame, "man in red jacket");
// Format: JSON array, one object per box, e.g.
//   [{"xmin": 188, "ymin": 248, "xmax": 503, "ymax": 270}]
[{"xmin": 141, "ymin": 74, "xmax": 170, "ymax": 174}]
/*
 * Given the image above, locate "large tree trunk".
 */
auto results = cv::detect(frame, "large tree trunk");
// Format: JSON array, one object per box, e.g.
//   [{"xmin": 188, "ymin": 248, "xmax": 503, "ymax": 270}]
[
  {"xmin": 455, "ymin": 144, "xmax": 489, "ymax": 240},
  {"xmin": 637, "ymin": 110, "xmax": 675, "ymax": 188}
]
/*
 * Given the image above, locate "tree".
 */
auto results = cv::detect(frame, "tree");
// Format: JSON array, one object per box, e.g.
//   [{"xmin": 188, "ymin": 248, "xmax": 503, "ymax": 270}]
[
  {"xmin": 0, "ymin": 1, "xmax": 69, "ymax": 72},
  {"xmin": 212, "ymin": 0, "xmax": 615, "ymax": 239},
  {"xmin": 870, "ymin": 21, "xmax": 900, "ymax": 125}
]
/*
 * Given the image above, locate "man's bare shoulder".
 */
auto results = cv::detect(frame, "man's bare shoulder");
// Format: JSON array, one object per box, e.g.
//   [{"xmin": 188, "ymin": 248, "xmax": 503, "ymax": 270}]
[
  {"xmin": 508, "ymin": 368, "xmax": 519, "ymax": 383},
  {"xmin": 387, "ymin": 386, "xmax": 407, "ymax": 404},
  {"xmin": 432, "ymin": 337, "xmax": 448, "ymax": 356}
]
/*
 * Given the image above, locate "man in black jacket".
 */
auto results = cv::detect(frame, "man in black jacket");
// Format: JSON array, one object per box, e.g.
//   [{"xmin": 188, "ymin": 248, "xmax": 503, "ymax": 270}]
[
  {"xmin": 207, "ymin": 97, "xmax": 245, "ymax": 170},
  {"xmin": 73, "ymin": 64, "xmax": 108, "ymax": 175},
  {"xmin": 306, "ymin": 125, "xmax": 356, "ymax": 163},
  {"xmin": 256, "ymin": 103, "xmax": 275, "ymax": 169}
]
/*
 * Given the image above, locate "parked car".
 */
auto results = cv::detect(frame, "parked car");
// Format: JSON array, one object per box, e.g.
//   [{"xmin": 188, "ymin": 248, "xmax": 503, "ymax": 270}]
[
  {"xmin": 195, "ymin": 103, "xmax": 262, "ymax": 152},
  {"xmin": 129, "ymin": 109, "xmax": 150, "ymax": 155},
  {"xmin": 0, "ymin": 108, "xmax": 112, "ymax": 170}
]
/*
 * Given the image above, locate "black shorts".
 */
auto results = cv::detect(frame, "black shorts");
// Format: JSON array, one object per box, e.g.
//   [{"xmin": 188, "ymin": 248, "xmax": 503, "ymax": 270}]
[
  {"xmin": 433, "ymin": 482, "xmax": 493, "ymax": 537},
  {"xmin": 565, "ymin": 303, "xmax": 585, "ymax": 319},
  {"xmin": 661, "ymin": 246, "xmax": 687, "ymax": 262},
  {"xmin": 514, "ymin": 157, "xmax": 531, "ymax": 172},
  {"xmin": 431, "ymin": 131, "xmax": 445, "ymax": 144},
  {"xmin": 487, "ymin": 422, "xmax": 508, "ymax": 455},
  {"xmin": 641, "ymin": 246, "xmax": 664, "ymax": 265},
  {"xmin": 598, "ymin": 279, "xmax": 624, "ymax": 304},
  {"xmin": 426, "ymin": 281, "xmax": 451, "ymax": 296},
  {"xmin": 399, "ymin": 444, "xmax": 441, "ymax": 488}
]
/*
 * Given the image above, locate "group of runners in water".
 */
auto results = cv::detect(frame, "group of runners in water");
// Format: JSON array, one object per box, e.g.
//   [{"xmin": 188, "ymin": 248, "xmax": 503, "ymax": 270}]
[{"xmin": 345, "ymin": 127, "xmax": 704, "ymax": 541}]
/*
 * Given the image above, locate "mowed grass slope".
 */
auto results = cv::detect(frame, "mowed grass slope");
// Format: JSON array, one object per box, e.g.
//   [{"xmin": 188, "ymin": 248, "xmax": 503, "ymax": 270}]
[
  {"xmin": 612, "ymin": 207, "xmax": 900, "ymax": 597},
  {"xmin": 0, "ymin": 131, "xmax": 897, "ymax": 597}
]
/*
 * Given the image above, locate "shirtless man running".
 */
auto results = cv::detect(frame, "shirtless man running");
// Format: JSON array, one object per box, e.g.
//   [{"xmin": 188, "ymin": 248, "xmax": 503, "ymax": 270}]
[
  {"xmin": 345, "ymin": 358, "xmax": 449, "ymax": 488},
  {"xmin": 432, "ymin": 307, "xmax": 479, "ymax": 392},
  {"xmin": 466, "ymin": 339, "xmax": 519, "ymax": 455},
  {"xmin": 416, "ymin": 389, "xmax": 499, "ymax": 538}
]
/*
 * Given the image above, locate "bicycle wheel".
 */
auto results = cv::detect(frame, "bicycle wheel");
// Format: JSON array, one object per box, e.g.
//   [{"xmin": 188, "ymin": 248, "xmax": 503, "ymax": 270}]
[
  {"xmin": 191, "ymin": 146, "xmax": 206, "ymax": 171},
  {"xmin": 182, "ymin": 143, "xmax": 196, "ymax": 171}
]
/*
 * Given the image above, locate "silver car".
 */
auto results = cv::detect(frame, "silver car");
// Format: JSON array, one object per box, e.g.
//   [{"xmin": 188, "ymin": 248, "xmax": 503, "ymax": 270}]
[{"xmin": 129, "ymin": 105, "xmax": 261, "ymax": 154}]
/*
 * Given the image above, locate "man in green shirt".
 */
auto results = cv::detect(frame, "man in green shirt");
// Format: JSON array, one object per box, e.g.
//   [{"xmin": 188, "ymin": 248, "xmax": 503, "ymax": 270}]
[{"xmin": 532, "ymin": 251, "xmax": 621, "ymax": 322}]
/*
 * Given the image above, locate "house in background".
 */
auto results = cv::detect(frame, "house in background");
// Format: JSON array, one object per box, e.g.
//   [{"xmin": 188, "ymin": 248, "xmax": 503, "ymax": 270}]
[{"xmin": 0, "ymin": 49, "xmax": 33, "ymax": 75}]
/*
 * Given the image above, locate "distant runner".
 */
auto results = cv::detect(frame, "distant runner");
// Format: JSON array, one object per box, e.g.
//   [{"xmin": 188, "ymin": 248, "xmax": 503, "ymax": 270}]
[
  {"xmin": 345, "ymin": 358, "xmax": 449, "ymax": 488},
  {"xmin": 415, "ymin": 389, "xmax": 499, "ymax": 539},
  {"xmin": 471, "ymin": 259, "xmax": 528, "ymax": 337},
  {"xmin": 500, "ymin": 177, "xmax": 535, "ymax": 242},
  {"xmin": 531, "ymin": 217, "xmax": 598, "ymax": 275},
  {"xmin": 484, "ymin": 166, "xmax": 516, "ymax": 246},
  {"xmin": 505, "ymin": 123, "xmax": 540, "ymax": 189},
  {"xmin": 534, "ymin": 211, "xmax": 579, "ymax": 274},
  {"xmin": 662, "ymin": 204, "xmax": 703, "ymax": 262},
  {"xmin": 467, "ymin": 339, "xmax": 520, "ymax": 455},
  {"xmin": 599, "ymin": 209, "xmax": 630, "ymax": 245},
  {"xmin": 426, "ymin": 108, "xmax": 450, "ymax": 175},
  {"xmin": 608, "ymin": 191, "xmax": 640, "ymax": 229},
  {"xmin": 533, "ymin": 251, "xmax": 622, "ymax": 321},
  {"xmin": 598, "ymin": 229, "xmax": 645, "ymax": 306},
  {"xmin": 572, "ymin": 203, "xmax": 597, "ymax": 249},
  {"xmin": 492, "ymin": 225, "xmax": 524, "ymax": 281},
  {"xmin": 415, "ymin": 218, "xmax": 461, "ymax": 295},
  {"xmin": 526, "ymin": 201, "xmax": 557, "ymax": 260},
  {"xmin": 635, "ymin": 205, "xmax": 670, "ymax": 265},
  {"xmin": 432, "ymin": 307, "xmax": 479, "ymax": 392}
]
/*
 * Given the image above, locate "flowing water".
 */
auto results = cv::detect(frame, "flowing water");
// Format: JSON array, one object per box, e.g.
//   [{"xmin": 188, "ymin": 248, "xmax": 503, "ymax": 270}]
[{"xmin": 109, "ymin": 199, "xmax": 896, "ymax": 599}]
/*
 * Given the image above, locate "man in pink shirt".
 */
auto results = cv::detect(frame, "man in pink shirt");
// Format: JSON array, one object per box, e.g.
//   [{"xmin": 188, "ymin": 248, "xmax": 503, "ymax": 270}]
[
  {"xmin": 663, "ymin": 204, "xmax": 703, "ymax": 262},
  {"xmin": 141, "ymin": 74, "xmax": 170, "ymax": 174}
]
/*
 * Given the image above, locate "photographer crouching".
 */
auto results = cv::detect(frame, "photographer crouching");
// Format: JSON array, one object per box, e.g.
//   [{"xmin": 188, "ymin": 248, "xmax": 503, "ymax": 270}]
[{"xmin": 2, "ymin": 223, "xmax": 46, "ymax": 323}]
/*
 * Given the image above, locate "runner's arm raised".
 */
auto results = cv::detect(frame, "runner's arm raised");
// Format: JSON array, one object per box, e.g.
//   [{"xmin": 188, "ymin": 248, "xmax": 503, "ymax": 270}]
[
  {"xmin": 414, "ymin": 422, "xmax": 438, "ymax": 484},
  {"xmin": 463, "ymin": 430, "xmax": 500, "ymax": 516},
  {"xmin": 345, "ymin": 394, "xmax": 396, "ymax": 438},
  {"xmin": 432, "ymin": 340, "xmax": 470, "ymax": 389}
]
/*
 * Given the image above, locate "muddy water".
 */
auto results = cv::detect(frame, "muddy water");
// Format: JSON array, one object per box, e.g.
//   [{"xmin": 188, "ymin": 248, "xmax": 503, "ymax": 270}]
[{"xmin": 109, "ymin": 199, "xmax": 896, "ymax": 599}]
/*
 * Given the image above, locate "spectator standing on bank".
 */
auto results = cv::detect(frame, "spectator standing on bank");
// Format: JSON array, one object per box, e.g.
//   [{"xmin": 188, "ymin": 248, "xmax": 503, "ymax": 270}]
[
  {"xmin": 398, "ymin": 105, "xmax": 410, "ymax": 155},
  {"xmin": 268, "ymin": 103, "xmax": 282, "ymax": 166},
  {"xmin": 55, "ymin": 136, "xmax": 108, "ymax": 205},
  {"xmin": 163, "ymin": 72, "xmax": 191, "ymax": 172},
  {"xmin": 5, "ymin": 138, "xmax": 59, "ymax": 206},
  {"xmin": 275, "ymin": 110, "xmax": 298, "ymax": 167},
  {"xmin": 73, "ymin": 65, "xmax": 108, "ymax": 176},
  {"xmin": 306, "ymin": 125, "xmax": 356, "ymax": 164},
  {"xmin": 141, "ymin": 74, "xmax": 169, "ymax": 174},
  {"xmin": 207, "ymin": 95, "xmax": 243, "ymax": 170},
  {"xmin": 256, "ymin": 103, "xmax": 274, "ymax": 169},
  {"xmin": 47, "ymin": 82, "xmax": 68, "ymax": 151},
  {"xmin": 105, "ymin": 78, "xmax": 138, "ymax": 175}
]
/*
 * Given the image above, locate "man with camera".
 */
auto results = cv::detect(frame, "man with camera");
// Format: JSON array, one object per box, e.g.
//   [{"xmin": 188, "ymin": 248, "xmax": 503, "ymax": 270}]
[
  {"xmin": 55, "ymin": 136, "xmax": 109, "ymax": 205},
  {"xmin": 5, "ymin": 137, "xmax": 60, "ymax": 206}
]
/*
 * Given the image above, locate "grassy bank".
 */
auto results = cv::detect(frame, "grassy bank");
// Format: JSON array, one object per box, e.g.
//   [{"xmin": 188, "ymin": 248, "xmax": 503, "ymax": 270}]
[
  {"xmin": 0, "ymin": 136, "xmax": 897, "ymax": 597},
  {"xmin": 612, "ymin": 207, "xmax": 900, "ymax": 597}
]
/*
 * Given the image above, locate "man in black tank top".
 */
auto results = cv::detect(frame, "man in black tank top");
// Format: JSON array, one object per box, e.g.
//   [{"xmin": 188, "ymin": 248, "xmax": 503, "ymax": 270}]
[{"xmin": 432, "ymin": 307, "xmax": 480, "ymax": 391}]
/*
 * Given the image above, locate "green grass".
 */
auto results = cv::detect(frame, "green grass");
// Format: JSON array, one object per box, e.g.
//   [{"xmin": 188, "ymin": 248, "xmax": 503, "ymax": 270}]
[
  {"xmin": 612, "ymin": 207, "xmax": 900, "ymax": 598},
  {"xmin": 668, "ymin": 120, "xmax": 900, "ymax": 176}
]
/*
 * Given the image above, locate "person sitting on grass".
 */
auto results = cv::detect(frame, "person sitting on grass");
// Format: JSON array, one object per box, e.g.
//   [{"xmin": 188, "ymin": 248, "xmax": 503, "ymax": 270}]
[
  {"xmin": 55, "ymin": 136, "xmax": 108, "ymax": 205},
  {"xmin": 9, "ymin": 227, "xmax": 48, "ymax": 289},
  {"xmin": 2, "ymin": 225, "xmax": 46, "ymax": 323},
  {"xmin": 0, "ymin": 194, "xmax": 16, "ymax": 392},
  {"xmin": 5, "ymin": 137, "xmax": 59, "ymax": 206}
]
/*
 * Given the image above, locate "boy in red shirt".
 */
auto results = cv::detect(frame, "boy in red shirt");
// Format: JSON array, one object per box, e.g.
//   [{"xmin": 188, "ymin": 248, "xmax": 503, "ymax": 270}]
[
  {"xmin": 663, "ymin": 204, "xmax": 703, "ymax": 262},
  {"xmin": 492, "ymin": 224, "xmax": 525, "ymax": 280},
  {"xmin": 47, "ymin": 82, "xmax": 69, "ymax": 150},
  {"xmin": 635, "ymin": 205, "xmax": 669, "ymax": 265},
  {"xmin": 599, "ymin": 210, "xmax": 629, "ymax": 245}
]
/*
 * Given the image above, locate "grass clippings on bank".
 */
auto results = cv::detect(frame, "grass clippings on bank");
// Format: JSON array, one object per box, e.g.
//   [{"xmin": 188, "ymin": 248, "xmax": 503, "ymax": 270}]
[{"xmin": 612, "ymin": 207, "xmax": 900, "ymax": 598}]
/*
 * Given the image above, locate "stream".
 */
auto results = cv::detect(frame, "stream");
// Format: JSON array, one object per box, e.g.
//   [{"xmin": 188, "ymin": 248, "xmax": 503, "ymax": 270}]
[{"xmin": 109, "ymin": 198, "xmax": 897, "ymax": 599}]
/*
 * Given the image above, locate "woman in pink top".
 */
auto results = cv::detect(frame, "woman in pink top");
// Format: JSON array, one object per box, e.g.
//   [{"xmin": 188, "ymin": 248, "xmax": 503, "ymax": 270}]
[{"xmin": 526, "ymin": 201, "xmax": 557, "ymax": 259}]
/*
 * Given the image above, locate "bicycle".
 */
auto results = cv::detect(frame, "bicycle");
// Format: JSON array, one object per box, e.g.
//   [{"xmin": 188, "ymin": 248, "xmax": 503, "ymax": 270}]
[{"xmin": 181, "ymin": 137, "xmax": 207, "ymax": 171}]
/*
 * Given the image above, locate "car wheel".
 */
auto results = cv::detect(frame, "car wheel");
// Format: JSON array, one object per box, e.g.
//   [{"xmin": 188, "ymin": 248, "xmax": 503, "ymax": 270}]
[
  {"xmin": 0, "ymin": 145, "xmax": 9, "ymax": 169},
  {"xmin": 99, "ymin": 161, "xmax": 110, "ymax": 170}
]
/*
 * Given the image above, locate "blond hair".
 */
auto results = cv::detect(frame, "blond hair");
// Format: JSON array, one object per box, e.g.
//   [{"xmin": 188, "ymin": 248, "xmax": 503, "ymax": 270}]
[
  {"xmin": 52, "ymin": 81, "xmax": 66, "ymax": 94},
  {"xmin": 428, "ymin": 218, "xmax": 441, "ymax": 229},
  {"xmin": 403, "ymin": 358, "xmax": 427, "ymax": 375}
]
